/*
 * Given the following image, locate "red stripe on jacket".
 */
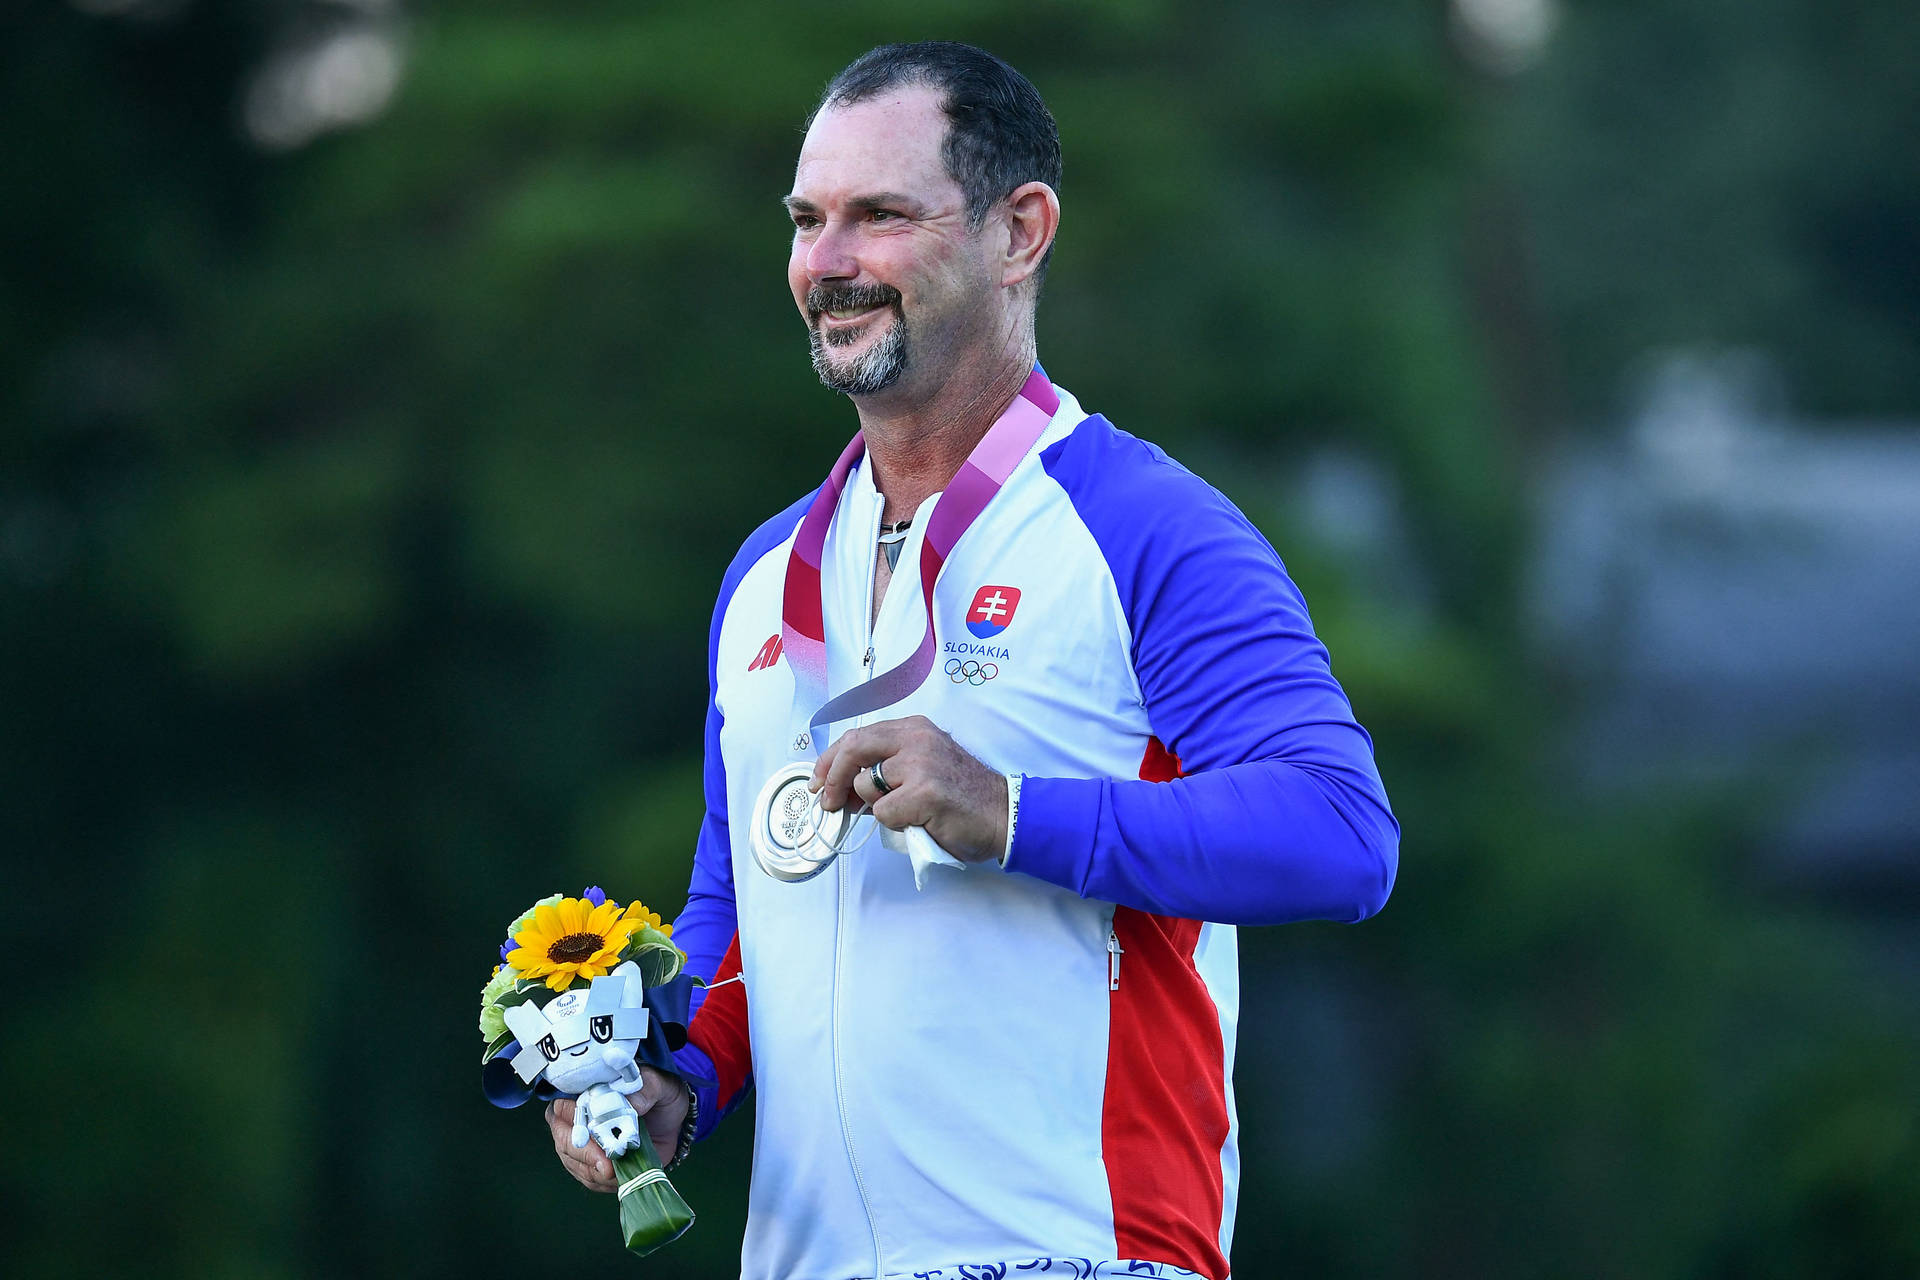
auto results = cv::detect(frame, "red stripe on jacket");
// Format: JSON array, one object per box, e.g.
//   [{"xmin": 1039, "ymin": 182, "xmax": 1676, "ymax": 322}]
[
  {"xmin": 687, "ymin": 930, "xmax": 751, "ymax": 1106},
  {"xmin": 1103, "ymin": 737, "xmax": 1231, "ymax": 1280}
]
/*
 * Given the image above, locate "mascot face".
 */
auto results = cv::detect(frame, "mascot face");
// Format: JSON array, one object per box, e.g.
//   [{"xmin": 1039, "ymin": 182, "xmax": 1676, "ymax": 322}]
[{"xmin": 502, "ymin": 961, "xmax": 651, "ymax": 1094}]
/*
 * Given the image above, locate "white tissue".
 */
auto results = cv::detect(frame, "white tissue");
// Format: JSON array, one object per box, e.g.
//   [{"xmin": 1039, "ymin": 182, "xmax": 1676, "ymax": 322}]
[{"xmin": 880, "ymin": 823, "xmax": 965, "ymax": 890}]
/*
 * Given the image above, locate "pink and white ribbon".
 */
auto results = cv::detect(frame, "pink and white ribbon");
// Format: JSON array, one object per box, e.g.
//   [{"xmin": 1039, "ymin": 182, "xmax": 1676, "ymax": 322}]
[{"xmin": 779, "ymin": 367, "xmax": 1060, "ymax": 755}]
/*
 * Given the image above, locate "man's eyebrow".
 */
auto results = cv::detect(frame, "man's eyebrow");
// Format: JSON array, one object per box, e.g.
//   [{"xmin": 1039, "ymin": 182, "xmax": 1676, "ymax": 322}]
[
  {"xmin": 847, "ymin": 192, "xmax": 925, "ymax": 214},
  {"xmin": 780, "ymin": 193, "xmax": 928, "ymax": 216}
]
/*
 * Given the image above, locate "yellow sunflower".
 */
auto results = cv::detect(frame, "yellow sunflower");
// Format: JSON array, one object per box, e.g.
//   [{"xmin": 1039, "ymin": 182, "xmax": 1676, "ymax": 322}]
[
  {"xmin": 622, "ymin": 900, "xmax": 672, "ymax": 938},
  {"xmin": 505, "ymin": 895, "xmax": 643, "ymax": 990}
]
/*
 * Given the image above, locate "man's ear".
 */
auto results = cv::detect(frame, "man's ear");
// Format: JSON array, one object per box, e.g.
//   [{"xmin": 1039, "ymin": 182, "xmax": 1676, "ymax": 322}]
[{"xmin": 1000, "ymin": 181, "xmax": 1060, "ymax": 289}]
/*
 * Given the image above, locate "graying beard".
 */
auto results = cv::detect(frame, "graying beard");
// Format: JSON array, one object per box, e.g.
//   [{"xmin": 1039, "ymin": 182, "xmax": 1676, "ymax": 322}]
[{"xmin": 809, "ymin": 315, "xmax": 908, "ymax": 395}]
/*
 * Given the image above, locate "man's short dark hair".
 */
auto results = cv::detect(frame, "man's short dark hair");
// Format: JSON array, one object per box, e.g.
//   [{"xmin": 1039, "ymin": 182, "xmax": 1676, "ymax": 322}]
[{"xmin": 814, "ymin": 41, "xmax": 1061, "ymax": 281}]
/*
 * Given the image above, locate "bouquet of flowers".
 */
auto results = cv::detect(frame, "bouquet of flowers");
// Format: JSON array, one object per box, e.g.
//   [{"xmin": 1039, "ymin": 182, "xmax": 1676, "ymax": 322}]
[{"xmin": 479, "ymin": 887, "xmax": 702, "ymax": 1256}]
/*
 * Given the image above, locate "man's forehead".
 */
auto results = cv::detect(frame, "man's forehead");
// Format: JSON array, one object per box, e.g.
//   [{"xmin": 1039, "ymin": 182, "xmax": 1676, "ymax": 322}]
[{"xmin": 790, "ymin": 86, "xmax": 959, "ymax": 209}]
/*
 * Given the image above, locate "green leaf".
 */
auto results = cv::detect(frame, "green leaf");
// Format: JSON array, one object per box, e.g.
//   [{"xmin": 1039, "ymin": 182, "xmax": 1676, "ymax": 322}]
[
  {"xmin": 481, "ymin": 1026, "xmax": 515, "ymax": 1065},
  {"xmin": 630, "ymin": 941, "xmax": 684, "ymax": 989},
  {"xmin": 500, "ymin": 979, "xmax": 556, "ymax": 1011}
]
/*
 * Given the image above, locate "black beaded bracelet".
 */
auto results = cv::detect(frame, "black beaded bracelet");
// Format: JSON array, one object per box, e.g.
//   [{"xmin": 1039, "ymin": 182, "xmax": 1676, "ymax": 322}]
[{"xmin": 666, "ymin": 1080, "xmax": 698, "ymax": 1170}]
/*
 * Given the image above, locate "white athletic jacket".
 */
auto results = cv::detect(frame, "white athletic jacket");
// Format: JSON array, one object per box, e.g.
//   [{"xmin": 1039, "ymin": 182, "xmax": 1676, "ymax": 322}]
[{"xmin": 670, "ymin": 382, "xmax": 1398, "ymax": 1280}]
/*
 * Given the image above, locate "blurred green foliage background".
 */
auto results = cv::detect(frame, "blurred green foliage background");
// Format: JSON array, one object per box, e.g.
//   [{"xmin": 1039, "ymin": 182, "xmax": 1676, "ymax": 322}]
[{"xmin": 5, "ymin": 1, "xmax": 1917, "ymax": 1277}]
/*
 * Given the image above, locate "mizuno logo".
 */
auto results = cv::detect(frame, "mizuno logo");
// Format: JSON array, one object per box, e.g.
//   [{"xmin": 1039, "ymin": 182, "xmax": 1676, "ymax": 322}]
[{"xmin": 747, "ymin": 634, "xmax": 783, "ymax": 672}]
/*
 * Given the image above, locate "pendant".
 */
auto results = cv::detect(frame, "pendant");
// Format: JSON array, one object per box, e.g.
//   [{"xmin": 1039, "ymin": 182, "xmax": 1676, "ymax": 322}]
[{"xmin": 749, "ymin": 761, "xmax": 868, "ymax": 882}]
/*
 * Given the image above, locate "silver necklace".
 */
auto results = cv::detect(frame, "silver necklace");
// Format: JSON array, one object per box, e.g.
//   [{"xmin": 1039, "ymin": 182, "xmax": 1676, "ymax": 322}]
[{"xmin": 877, "ymin": 517, "xmax": 912, "ymax": 571}]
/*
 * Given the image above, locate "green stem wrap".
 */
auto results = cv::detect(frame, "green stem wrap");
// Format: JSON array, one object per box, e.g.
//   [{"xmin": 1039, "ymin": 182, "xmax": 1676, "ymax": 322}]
[{"xmin": 610, "ymin": 1140, "xmax": 695, "ymax": 1256}]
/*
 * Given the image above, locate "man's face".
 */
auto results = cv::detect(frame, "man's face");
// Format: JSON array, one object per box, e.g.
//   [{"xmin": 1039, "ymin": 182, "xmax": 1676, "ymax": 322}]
[{"xmin": 785, "ymin": 85, "xmax": 998, "ymax": 399}]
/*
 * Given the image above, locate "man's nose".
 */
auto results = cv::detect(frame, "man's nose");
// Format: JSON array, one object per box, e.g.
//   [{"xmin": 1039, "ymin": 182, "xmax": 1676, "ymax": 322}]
[{"xmin": 804, "ymin": 221, "xmax": 859, "ymax": 282}]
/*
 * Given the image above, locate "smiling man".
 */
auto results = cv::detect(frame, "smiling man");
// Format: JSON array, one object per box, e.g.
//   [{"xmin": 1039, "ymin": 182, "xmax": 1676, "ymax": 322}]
[{"xmin": 546, "ymin": 41, "xmax": 1399, "ymax": 1280}]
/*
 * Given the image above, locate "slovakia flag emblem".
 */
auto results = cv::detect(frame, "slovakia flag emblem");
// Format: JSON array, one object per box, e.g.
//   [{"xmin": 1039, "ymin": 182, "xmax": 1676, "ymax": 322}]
[{"xmin": 966, "ymin": 585, "xmax": 1022, "ymax": 638}]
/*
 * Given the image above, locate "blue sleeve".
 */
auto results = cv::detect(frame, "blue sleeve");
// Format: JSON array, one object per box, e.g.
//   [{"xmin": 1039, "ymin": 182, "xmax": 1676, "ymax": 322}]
[
  {"xmin": 1009, "ymin": 419, "xmax": 1398, "ymax": 925},
  {"xmin": 668, "ymin": 631, "xmax": 739, "ymax": 1139},
  {"xmin": 670, "ymin": 490, "xmax": 816, "ymax": 1139}
]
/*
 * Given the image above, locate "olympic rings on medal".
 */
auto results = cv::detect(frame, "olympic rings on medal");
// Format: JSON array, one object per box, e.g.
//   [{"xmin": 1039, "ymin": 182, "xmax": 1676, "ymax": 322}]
[{"xmin": 944, "ymin": 657, "xmax": 998, "ymax": 686}]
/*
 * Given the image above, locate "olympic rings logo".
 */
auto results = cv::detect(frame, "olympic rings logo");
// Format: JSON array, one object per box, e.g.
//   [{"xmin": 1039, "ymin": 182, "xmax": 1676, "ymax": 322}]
[{"xmin": 945, "ymin": 657, "xmax": 998, "ymax": 685}]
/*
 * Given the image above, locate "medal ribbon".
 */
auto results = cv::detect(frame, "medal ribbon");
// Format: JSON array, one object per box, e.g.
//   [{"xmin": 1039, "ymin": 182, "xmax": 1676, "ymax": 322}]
[{"xmin": 779, "ymin": 366, "xmax": 1061, "ymax": 756}]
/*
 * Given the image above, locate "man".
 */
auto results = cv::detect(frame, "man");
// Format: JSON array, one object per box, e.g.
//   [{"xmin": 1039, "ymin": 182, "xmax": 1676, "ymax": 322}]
[{"xmin": 548, "ymin": 41, "xmax": 1397, "ymax": 1280}]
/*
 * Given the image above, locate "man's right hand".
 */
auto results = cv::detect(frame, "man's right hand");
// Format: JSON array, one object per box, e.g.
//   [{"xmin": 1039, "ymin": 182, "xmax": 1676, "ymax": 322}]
[{"xmin": 546, "ymin": 1065, "xmax": 691, "ymax": 1193}]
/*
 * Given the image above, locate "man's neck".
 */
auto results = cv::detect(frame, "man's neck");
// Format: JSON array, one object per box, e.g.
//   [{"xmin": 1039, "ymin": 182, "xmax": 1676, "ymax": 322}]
[{"xmin": 853, "ymin": 340, "xmax": 1036, "ymax": 523}]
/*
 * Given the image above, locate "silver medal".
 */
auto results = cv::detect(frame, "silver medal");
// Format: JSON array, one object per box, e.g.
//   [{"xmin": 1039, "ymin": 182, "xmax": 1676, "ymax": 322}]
[{"xmin": 749, "ymin": 761, "xmax": 870, "ymax": 882}]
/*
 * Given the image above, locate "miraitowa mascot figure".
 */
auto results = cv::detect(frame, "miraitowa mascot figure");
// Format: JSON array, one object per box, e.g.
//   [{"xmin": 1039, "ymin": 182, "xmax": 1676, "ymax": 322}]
[
  {"xmin": 504, "ymin": 962, "xmax": 653, "ymax": 1159},
  {"xmin": 487, "ymin": 960, "xmax": 698, "ymax": 1255}
]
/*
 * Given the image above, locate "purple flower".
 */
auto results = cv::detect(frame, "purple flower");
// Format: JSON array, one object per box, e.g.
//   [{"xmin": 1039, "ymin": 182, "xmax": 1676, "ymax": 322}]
[
  {"xmin": 582, "ymin": 885, "xmax": 607, "ymax": 907},
  {"xmin": 499, "ymin": 938, "xmax": 515, "ymax": 962}
]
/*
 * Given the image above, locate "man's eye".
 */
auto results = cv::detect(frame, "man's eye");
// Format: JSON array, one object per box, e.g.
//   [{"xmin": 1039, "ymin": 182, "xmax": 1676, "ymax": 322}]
[
  {"xmin": 869, "ymin": 209, "xmax": 899, "ymax": 222},
  {"xmin": 792, "ymin": 215, "xmax": 820, "ymax": 230}
]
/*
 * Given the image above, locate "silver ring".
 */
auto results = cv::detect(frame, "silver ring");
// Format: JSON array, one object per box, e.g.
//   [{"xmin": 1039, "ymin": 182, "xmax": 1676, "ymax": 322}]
[{"xmin": 869, "ymin": 759, "xmax": 893, "ymax": 795}]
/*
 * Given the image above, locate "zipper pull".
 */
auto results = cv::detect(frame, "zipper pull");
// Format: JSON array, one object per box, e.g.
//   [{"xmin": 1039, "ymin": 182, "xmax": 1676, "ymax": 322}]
[
  {"xmin": 862, "ymin": 645, "xmax": 874, "ymax": 669},
  {"xmin": 1107, "ymin": 930, "xmax": 1124, "ymax": 991}
]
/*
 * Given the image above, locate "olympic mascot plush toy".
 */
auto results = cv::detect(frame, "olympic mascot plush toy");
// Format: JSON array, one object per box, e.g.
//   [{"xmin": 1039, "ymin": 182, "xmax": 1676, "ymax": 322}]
[{"xmin": 501, "ymin": 962, "xmax": 654, "ymax": 1159}]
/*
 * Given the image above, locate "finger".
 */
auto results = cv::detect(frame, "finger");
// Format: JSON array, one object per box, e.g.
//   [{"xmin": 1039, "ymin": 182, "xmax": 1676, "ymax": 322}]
[
  {"xmin": 813, "ymin": 725, "xmax": 873, "ymax": 807},
  {"xmin": 837, "ymin": 756, "xmax": 894, "ymax": 817},
  {"xmin": 627, "ymin": 1066, "xmax": 666, "ymax": 1116},
  {"xmin": 859, "ymin": 754, "xmax": 926, "ymax": 816},
  {"xmin": 848, "ymin": 758, "xmax": 883, "ymax": 810},
  {"xmin": 812, "ymin": 715, "xmax": 933, "ymax": 790},
  {"xmin": 808, "ymin": 735, "xmax": 840, "ymax": 791},
  {"xmin": 549, "ymin": 1104, "xmax": 587, "ymax": 1155},
  {"xmin": 551, "ymin": 1112, "xmax": 613, "ymax": 1189},
  {"xmin": 814, "ymin": 730, "xmax": 871, "ymax": 811},
  {"xmin": 866, "ymin": 787, "xmax": 930, "ymax": 832},
  {"xmin": 577, "ymin": 1138, "xmax": 614, "ymax": 1188},
  {"xmin": 819, "ymin": 725, "xmax": 910, "ymax": 810},
  {"xmin": 559, "ymin": 1141, "xmax": 605, "ymax": 1187},
  {"xmin": 546, "ymin": 1100, "xmax": 577, "ymax": 1148},
  {"xmin": 809, "ymin": 725, "xmax": 888, "ymax": 792}
]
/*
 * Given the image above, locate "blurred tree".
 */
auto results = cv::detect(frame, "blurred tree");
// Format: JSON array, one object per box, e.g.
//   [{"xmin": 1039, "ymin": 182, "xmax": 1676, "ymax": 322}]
[{"xmin": 3, "ymin": 1, "xmax": 1915, "ymax": 1278}]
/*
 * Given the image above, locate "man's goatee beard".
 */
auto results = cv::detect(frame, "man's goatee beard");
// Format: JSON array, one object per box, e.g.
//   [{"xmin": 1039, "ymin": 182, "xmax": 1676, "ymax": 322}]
[
  {"xmin": 805, "ymin": 283, "xmax": 907, "ymax": 395},
  {"xmin": 809, "ymin": 316, "xmax": 908, "ymax": 395}
]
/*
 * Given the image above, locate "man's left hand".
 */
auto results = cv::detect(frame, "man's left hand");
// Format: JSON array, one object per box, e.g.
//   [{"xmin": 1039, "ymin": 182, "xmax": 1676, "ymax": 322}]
[
  {"xmin": 546, "ymin": 1067, "xmax": 689, "ymax": 1192},
  {"xmin": 812, "ymin": 715, "xmax": 1008, "ymax": 863}
]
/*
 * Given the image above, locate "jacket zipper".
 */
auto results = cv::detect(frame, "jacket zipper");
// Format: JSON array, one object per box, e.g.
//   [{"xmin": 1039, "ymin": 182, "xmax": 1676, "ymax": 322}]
[
  {"xmin": 861, "ymin": 491, "xmax": 881, "ymax": 672},
  {"xmin": 832, "ymin": 491, "xmax": 886, "ymax": 1280},
  {"xmin": 1108, "ymin": 928, "xmax": 1124, "ymax": 991},
  {"xmin": 833, "ymin": 856, "xmax": 882, "ymax": 1279}
]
